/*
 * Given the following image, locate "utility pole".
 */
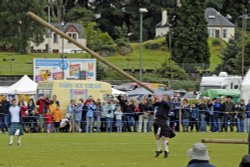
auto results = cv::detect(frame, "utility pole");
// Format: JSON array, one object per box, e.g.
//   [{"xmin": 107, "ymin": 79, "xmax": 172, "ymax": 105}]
[
  {"xmin": 61, "ymin": 21, "xmax": 65, "ymax": 80},
  {"xmin": 139, "ymin": 8, "xmax": 148, "ymax": 81},
  {"xmin": 242, "ymin": 9, "xmax": 248, "ymax": 77},
  {"xmin": 169, "ymin": 26, "xmax": 172, "ymax": 89},
  {"xmin": 48, "ymin": 0, "xmax": 51, "ymax": 53}
]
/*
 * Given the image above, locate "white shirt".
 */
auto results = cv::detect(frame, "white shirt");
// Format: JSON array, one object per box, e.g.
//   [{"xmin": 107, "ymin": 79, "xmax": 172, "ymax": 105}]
[
  {"xmin": 9, "ymin": 105, "xmax": 21, "ymax": 123},
  {"xmin": 60, "ymin": 118, "xmax": 69, "ymax": 127},
  {"xmin": 114, "ymin": 111, "xmax": 122, "ymax": 120}
]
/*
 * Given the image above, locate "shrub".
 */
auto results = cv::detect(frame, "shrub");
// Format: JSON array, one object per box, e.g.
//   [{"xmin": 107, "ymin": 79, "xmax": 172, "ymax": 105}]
[
  {"xmin": 212, "ymin": 38, "xmax": 221, "ymax": 46},
  {"xmin": 144, "ymin": 42, "xmax": 161, "ymax": 50}
]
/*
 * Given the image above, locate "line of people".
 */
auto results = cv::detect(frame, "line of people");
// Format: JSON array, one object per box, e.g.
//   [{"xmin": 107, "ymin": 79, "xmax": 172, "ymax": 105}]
[
  {"xmin": 1, "ymin": 94, "xmax": 250, "ymax": 133},
  {"xmin": 173, "ymin": 96, "xmax": 250, "ymax": 133}
]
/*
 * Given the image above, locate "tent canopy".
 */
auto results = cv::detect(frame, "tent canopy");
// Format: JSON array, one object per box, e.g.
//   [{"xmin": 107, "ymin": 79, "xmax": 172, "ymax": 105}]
[
  {"xmin": 201, "ymin": 89, "xmax": 240, "ymax": 102},
  {"xmin": 0, "ymin": 86, "xmax": 9, "ymax": 94},
  {"xmin": 241, "ymin": 69, "xmax": 250, "ymax": 102},
  {"xmin": 7, "ymin": 75, "xmax": 37, "ymax": 94}
]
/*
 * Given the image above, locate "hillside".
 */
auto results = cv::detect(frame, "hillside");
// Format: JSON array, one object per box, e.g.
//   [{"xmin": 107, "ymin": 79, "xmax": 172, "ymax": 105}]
[{"xmin": 0, "ymin": 38, "xmax": 221, "ymax": 75}]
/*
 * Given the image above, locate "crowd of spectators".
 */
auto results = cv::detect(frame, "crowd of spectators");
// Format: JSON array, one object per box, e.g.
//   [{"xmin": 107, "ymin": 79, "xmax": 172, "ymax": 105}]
[{"xmin": 0, "ymin": 93, "xmax": 250, "ymax": 133}]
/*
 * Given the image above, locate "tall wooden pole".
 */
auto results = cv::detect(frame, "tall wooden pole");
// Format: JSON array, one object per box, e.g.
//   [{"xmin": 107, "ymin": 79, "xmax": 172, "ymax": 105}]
[{"xmin": 27, "ymin": 11, "xmax": 154, "ymax": 93}]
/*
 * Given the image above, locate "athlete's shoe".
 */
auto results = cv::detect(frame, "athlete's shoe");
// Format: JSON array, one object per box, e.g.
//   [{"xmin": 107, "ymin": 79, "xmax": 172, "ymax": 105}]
[
  {"xmin": 8, "ymin": 142, "xmax": 13, "ymax": 146},
  {"xmin": 17, "ymin": 142, "xmax": 21, "ymax": 146},
  {"xmin": 164, "ymin": 151, "xmax": 169, "ymax": 158},
  {"xmin": 155, "ymin": 150, "xmax": 163, "ymax": 157}
]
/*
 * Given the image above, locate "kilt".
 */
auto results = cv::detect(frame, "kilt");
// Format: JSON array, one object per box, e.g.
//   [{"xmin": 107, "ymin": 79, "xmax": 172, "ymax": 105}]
[
  {"xmin": 153, "ymin": 119, "xmax": 175, "ymax": 138},
  {"xmin": 9, "ymin": 123, "xmax": 24, "ymax": 136}
]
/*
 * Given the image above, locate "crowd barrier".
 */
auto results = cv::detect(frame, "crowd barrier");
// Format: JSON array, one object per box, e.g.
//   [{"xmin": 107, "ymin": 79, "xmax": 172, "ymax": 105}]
[{"xmin": 1, "ymin": 106, "xmax": 250, "ymax": 133}]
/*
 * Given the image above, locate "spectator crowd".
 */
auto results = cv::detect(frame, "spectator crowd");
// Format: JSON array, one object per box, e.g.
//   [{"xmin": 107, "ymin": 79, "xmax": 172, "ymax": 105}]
[{"xmin": 0, "ymin": 93, "xmax": 250, "ymax": 133}]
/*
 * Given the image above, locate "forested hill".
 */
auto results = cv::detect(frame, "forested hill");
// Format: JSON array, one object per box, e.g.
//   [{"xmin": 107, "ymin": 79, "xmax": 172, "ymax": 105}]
[{"xmin": 0, "ymin": 0, "xmax": 249, "ymax": 76}]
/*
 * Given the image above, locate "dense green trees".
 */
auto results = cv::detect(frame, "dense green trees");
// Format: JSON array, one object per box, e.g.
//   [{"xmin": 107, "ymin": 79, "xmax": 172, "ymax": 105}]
[
  {"xmin": 170, "ymin": 0, "xmax": 210, "ymax": 71},
  {"xmin": 218, "ymin": 31, "xmax": 250, "ymax": 75},
  {"xmin": 0, "ymin": 0, "xmax": 249, "ymax": 75},
  {"xmin": 0, "ymin": 0, "xmax": 46, "ymax": 53}
]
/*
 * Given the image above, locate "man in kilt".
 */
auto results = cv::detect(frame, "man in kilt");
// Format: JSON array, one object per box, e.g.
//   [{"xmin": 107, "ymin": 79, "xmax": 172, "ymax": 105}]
[
  {"xmin": 9, "ymin": 99, "xmax": 23, "ymax": 145},
  {"xmin": 153, "ymin": 95, "xmax": 175, "ymax": 158}
]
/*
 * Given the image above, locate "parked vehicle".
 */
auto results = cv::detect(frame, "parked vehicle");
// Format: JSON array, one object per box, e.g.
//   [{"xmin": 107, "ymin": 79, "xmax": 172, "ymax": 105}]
[
  {"xmin": 199, "ymin": 72, "xmax": 242, "ymax": 92},
  {"xmin": 113, "ymin": 82, "xmax": 167, "ymax": 92}
]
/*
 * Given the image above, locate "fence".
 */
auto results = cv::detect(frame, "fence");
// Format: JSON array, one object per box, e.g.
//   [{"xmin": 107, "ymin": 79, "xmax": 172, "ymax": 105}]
[{"xmin": 1, "ymin": 107, "xmax": 249, "ymax": 133}]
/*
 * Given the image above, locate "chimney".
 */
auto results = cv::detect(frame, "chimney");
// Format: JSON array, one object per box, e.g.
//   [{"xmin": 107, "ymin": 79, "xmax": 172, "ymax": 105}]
[
  {"xmin": 161, "ymin": 10, "xmax": 168, "ymax": 26},
  {"xmin": 177, "ymin": 0, "xmax": 182, "ymax": 7}
]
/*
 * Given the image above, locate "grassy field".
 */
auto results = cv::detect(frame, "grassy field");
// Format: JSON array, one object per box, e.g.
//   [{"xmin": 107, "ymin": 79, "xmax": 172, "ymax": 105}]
[
  {"xmin": 0, "ymin": 38, "xmax": 221, "ymax": 75},
  {"xmin": 208, "ymin": 39, "xmax": 223, "ymax": 72},
  {"xmin": 0, "ymin": 132, "xmax": 247, "ymax": 167}
]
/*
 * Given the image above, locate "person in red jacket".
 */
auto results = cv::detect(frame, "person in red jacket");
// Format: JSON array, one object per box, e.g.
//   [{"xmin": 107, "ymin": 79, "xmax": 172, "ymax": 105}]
[
  {"xmin": 45, "ymin": 110, "xmax": 53, "ymax": 133},
  {"xmin": 36, "ymin": 95, "xmax": 50, "ymax": 132},
  {"xmin": 18, "ymin": 100, "xmax": 28, "ymax": 131}
]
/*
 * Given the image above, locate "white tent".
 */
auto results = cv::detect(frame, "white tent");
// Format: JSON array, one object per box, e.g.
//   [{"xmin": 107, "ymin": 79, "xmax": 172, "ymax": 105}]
[
  {"xmin": 0, "ymin": 86, "xmax": 10, "ymax": 94},
  {"xmin": 7, "ymin": 75, "xmax": 38, "ymax": 94},
  {"xmin": 112, "ymin": 88, "xmax": 127, "ymax": 96},
  {"xmin": 241, "ymin": 69, "xmax": 250, "ymax": 102}
]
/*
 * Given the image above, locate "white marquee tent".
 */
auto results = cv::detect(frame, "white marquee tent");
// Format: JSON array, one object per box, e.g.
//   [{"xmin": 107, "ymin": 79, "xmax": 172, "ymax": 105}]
[
  {"xmin": 0, "ymin": 86, "xmax": 9, "ymax": 94},
  {"xmin": 241, "ymin": 69, "xmax": 250, "ymax": 102},
  {"xmin": 0, "ymin": 75, "xmax": 38, "ymax": 95}
]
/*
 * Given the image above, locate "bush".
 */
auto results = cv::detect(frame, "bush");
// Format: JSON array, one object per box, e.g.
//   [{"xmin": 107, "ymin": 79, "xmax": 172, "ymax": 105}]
[
  {"xmin": 158, "ymin": 61, "xmax": 189, "ymax": 80},
  {"xmin": 212, "ymin": 38, "xmax": 221, "ymax": 46},
  {"xmin": 117, "ymin": 46, "xmax": 132, "ymax": 56},
  {"xmin": 144, "ymin": 42, "xmax": 161, "ymax": 50},
  {"xmin": 99, "ymin": 45, "xmax": 116, "ymax": 57}
]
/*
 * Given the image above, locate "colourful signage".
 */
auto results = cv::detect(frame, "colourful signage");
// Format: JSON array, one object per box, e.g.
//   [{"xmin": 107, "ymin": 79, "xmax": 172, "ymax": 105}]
[{"xmin": 33, "ymin": 58, "xmax": 96, "ymax": 82}]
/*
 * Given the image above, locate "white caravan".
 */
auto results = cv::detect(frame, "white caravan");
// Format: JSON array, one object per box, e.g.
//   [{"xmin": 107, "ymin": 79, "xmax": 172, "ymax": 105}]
[{"xmin": 200, "ymin": 72, "xmax": 242, "ymax": 92}]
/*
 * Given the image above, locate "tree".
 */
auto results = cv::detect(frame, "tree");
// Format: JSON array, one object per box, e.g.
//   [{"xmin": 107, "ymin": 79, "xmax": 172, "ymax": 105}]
[
  {"xmin": 217, "ymin": 31, "xmax": 250, "ymax": 75},
  {"xmin": 0, "ymin": 0, "xmax": 46, "ymax": 53},
  {"xmin": 85, "ymin": 22, "xmax": 115, "ymax": 54},
  {"xmin": 221, "ymin": 0, "xmax": 250, "ymax": 24},
  {"xmin": 170, "ymin": 0, "xmax": 210, "ymax": 72},
  {"xmin": 159, "ymin": 61, "xmax": 188, "ymax": 80},
  {"xmin": 65, "ymin": 6, "xmax": 95, "ymax": 26},
  {"xmin": 205, "ymin": 0, "xmax": 224, "ymax": 10},
  {"xmin": 217, "ymin": 31, "xmax": 242, "ymax": 74}
]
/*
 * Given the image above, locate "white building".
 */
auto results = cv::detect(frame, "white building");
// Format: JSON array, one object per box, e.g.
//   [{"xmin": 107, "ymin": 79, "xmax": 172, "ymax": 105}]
[
  {"xmin": 205, "ymin": 8, "xmax": 235, "ymax": 42},
  {"xmin": 30, "ymin": 23, "xmax": 86, "ymax": 53},
  {"xmin": 155, "ymin": 8, "xmax": 235, "ymax": 42}
]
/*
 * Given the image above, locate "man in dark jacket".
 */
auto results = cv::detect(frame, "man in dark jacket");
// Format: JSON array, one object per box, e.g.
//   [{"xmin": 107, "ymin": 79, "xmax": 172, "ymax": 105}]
[
  {"xmin": 186, "ymin": 142, "xmax": 215, "ymax": 167},
  {"xmin": 0, "ymin": 95, "xmax": 10, "ymax": 133},
  {"xmin": 222, "ymin": 96, "xmax": 235, "ymax": 132},
  {"xmin": 153, "ymin": 95, "xmax": 175, "ymax": 158}
]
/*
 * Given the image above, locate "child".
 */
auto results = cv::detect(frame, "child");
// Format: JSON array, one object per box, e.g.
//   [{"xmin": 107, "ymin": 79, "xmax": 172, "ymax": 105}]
[
  {"xmin": 53, "ymin": 106, "xmax": 62, "ymax": 133},
  {"xmin": 45, "ymin": 110, "xmax": 53, "ymax": 133},
  {"xmin": 60, "ymin": 114, "xmax": 72, "ymax": 132},
  {"xmin": 114, "ymin": 106, "xmax": 123, "ymax": 132}
]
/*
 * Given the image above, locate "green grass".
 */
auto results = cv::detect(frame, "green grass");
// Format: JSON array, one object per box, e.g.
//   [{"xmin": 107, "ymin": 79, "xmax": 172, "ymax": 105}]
[
  {"xmin": 106, "ymin": 42, "xmax": 169, "ymax": 70},
  {"xmin": 0, "ymin": 132, "xmax": 247, "ymax": 167},
  {"xmin": 0, "ymin": 52, "xmax": 90, "ymax": 75},
  {"xmin": 0, "ymin": 37, "xmax": 222, "ymax": 75},
  {"xmin": 208, "ymin": 39, "xmax": 223, "ymax": 72}
]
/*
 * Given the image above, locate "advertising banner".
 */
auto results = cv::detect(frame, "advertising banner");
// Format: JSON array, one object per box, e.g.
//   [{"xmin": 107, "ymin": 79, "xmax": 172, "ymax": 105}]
[{"xmin": 33, "ymin": 58, "xmax": 96, "ymax": 82}]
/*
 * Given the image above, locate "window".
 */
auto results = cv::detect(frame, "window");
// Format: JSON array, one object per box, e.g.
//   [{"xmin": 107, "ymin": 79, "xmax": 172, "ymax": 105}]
[
  {"xmin": 223, "ymin": 29, "xmax": 227, "ymax": 38},
  {"xmin": 53, "ymin": 33, "xmax": 58, "ymax": 43},
  {"xmin": 211, "ymin": 29, "xmax": 215, "ymax": 38},
  {"xmin": 68, "ymin": 33, "xmax": 77, "ymax": 43},
  {"xmin": 215, "ymin": 30, "xmax": 220, "ymax": 38},
  {"xmin": 208, "ymin": 29, "xmax": 212, "ymax": 37},
  {"xmin": 234, "ymin": 85, "xmax": 239, "ymax": 89}
]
